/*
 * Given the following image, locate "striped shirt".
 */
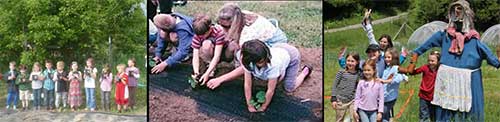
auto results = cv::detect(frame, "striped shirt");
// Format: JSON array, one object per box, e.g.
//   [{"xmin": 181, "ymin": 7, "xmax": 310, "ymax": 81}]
[
  {"xmin": 191, "ymin": 24, "xmax": 226, "ymax": 49},
  {"xmin": 331, "ymin": 70, "xmax": 361, "ymax": 103}
]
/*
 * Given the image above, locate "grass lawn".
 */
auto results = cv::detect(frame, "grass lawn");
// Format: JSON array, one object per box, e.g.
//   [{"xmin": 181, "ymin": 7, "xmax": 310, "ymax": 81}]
[
  {"xmin": 324, "ymin": 18, "xmax": 500, "ymax": 121},
  {"xmin": 174, "ymin": 1, "xmax": 322, "ymax": 48}
]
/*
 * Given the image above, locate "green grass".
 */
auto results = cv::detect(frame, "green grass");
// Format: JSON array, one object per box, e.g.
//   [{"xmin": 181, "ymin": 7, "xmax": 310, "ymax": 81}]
[
  {"xmin": 325, "ymin": 17, "xmax": 500, "ymax": 121},
  {"xmin": 174, "ymin": 1, "xmax": 322, "ymax": 48}
]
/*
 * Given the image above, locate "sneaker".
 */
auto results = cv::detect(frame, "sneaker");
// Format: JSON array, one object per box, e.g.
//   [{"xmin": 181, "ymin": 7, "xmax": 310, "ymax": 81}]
[
  {"xmin": 6, "ymin": 105, "xmax": 9, "ymax": 109},
  {"xmin": 13, "ymin": 106, "xmax": 16, "ymax": 110},
  {"xmin": 90, "ymin": 108, "xmax": 95, "ymax": 112}
]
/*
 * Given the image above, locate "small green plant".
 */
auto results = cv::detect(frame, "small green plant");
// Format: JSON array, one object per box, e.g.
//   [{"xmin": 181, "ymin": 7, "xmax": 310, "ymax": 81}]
[
  {"xmin": 249, "ymin": 91, "xmax": 266, "ymax": 109},
  {"xmin": 148, "ymin": 58, "xmax": 157, "ymax": 67},
  {"xmin": 187, "ymin": 75, "xmax": 198, "ymax": 88}
]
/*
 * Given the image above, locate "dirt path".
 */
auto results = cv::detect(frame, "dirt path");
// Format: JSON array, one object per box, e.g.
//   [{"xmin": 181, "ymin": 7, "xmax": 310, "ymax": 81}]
[
  {"xmin": 325, "ymin": 12, "xmax": 407, "ymax": 33},
  {"xmin": 0, "ymin": 110, "xmax": 147, "ymax": 122}
]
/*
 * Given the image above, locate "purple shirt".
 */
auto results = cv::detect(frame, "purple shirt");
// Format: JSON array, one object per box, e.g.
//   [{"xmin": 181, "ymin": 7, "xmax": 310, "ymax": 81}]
[
  {"xmin": 354, "ymin": 79, "xmax": 384, "ymax": 113},
  {"xmin": 126, "ymin": 67, "xmax": 140, "ymax": 87},
  {"xmin": 100, "ymin": 73, "xmax": 113, "ymax": 91}
]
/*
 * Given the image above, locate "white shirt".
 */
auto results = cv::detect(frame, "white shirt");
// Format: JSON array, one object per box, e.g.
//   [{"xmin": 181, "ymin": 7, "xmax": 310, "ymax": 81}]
[
  {"xmin": 244, "ymin": 47, "xmax": 290, "ymax": 80},
  {"xmin": 30, "ymin": 71, "xmax": 43, "ymax": 89},
  {"xmin": 84, "ymin": 67, "xmax": 98, "ymax": 88}
]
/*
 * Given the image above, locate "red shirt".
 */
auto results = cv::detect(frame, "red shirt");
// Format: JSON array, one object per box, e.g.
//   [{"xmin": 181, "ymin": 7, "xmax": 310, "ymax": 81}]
[
  {"xmin": 191, "ymin": 24, "xmax": 226, "ymax": 49},
  {"xmin": 412, "ymin": 64, "xmax": 437, "ymax": 101}
]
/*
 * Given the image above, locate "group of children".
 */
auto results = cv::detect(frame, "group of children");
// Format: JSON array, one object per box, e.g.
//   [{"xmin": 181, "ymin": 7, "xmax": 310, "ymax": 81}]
[
  {"xmin": 3, "ymin": 58, "xmax": 140, "ymax": 113},
  {"xmin": 149, "ymin": 3, "xmax": 313, "ymax": 113},
  {"xmin": 331, "ymin": 9, "xmax": 441, "ymax": 122}
]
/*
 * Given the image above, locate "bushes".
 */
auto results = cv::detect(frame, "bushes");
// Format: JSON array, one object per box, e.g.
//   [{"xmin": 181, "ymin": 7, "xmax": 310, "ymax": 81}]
[{"xmin": 409, "ymin": 0, "xmax": 500, "ymax": 31}]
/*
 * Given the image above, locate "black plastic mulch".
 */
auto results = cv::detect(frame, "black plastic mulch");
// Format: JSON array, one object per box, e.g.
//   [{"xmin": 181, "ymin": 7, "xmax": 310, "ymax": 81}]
[{"xmin": 149, "ymin": 64, "xmax": 321, "ymax": 121}]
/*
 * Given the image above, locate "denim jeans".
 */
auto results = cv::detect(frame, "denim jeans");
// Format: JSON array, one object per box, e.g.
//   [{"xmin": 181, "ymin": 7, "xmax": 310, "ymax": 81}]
[
  {"xmin": 383, "ymin": 99, "xmax": 397, "ymax": 122},
  {"xmin": 6, "ymin": 91, "xmax": 18, "ymax": 107},
  {"xmin": 85, "ymin": 88, "xmax": 96, "ymax": 109},
  {"xmin": 420, "ymin": 98, "xmax": 436, "ymax": 122},
  {"xmin": 101, "ymin": 91, "xmax": 111, "ymax": 111},
  {"xmin": 33, "ymin": 88, "xmax": 42, "ymax": 108},
  {"xmin": 55, "ymin": 92, "xmax": 68, "ymax": 108},
  {"xmin": 44, "ymin": 89, "xmax": 55, "ymax": 108},
  {"xmin": 358, "ymin": 109, "xmax": 377, "ymax": 122}
]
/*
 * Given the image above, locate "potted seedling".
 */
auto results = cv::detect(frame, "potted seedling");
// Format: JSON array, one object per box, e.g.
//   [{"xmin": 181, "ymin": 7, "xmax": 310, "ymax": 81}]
[{"xmin": 249, "ymin": 91, "xmax": 266, "ymax": 110}]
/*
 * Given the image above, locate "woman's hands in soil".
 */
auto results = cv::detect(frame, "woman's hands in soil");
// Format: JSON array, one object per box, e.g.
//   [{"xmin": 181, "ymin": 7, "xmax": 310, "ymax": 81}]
[
  {"xmin": 200, "ymin": 72, "xmax": 210, "ymax": 85},
  {"xmin": 151, "ymin": 61, "xmax": 168, "ymax": 74},
  {"xmin": 257, "ymin": 105, "xmax": 267, "ymax": 112},
  {"xmin": 206, "ymin": 78, "xmax": 222, "ymax": 89},
  {"xmin": 247, "ymin": 104, "xmax": 258, "ymax": 112}
]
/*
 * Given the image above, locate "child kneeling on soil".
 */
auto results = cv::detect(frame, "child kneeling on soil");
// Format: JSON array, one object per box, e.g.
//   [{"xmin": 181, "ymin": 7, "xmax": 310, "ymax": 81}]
[
  {"xmin": 353, "ymin": 59, "xmax": 384, "ymax": 122},
  {"xmin": 331, "ymin": 52, "xmax": 362, "ymax": 122},
  {"xmin": 240, "ymin": 40, "xmax": 312, "ymax": 112},
  {"xmin": 16, "ymin": 65, "xmax": 30, "ymax": 111},
  {"xmin": 115, "ymin": 64, "xmax": 129, "ymax": 113},
  {"xmin": 191, "ymin": 13, "xmax": 237, "ymax": 84}
]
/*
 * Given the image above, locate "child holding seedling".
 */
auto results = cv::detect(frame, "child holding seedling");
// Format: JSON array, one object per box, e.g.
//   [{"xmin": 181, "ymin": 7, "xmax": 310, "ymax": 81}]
[
  {"xmin": 378, "ymin": 48, "xmax": 406, "ymax": 122},
  {"xmin": 4, "ymin": 61, "xmax": 18, "ymax": 110},
  {"xmin": 54, "ymin": 61, "xmax": 69, "ymax": 112},
  {"xmin": 83, "ymin": 58, "xmax": 98, "ymax": 111},
  {"xmin": 331, "ymin": 52, "xmax": 362, "ymax": 122},
  {"xmin": 398, "ymin": 51, "xmax": 441, "ymax": 122},
  {"xmin": 42, "ymin": 60, "xmax": 56, "ymax": 111},
  {"xmin": 30, "ymin": 62, "xmax": 43, "ymax": 110},
  {"xmin": 191, "ymin": 13, "xmax": 237, "ymax": 85},
  {"xmin": 115, "ymin": 64, "xmax": 129, "ymax": 113},
  {"xmin": 100, "ymin": 64, "xmax": 113, "ymax": 111},
  {"xmin": 353, "ymin": 59, "xmax": 384, "ymax": 122},
  {"xmin": 68, "ymin": 61, "xmax": 82, "ymax": 111},
  {"xmin": 126, "ymin": 58, "xmax": 140, "ymax": 110},
  {"xmin": 16, "ymin": 64, "xmax": 30, "ymax": 111},
  {"xmin": 240, "ymin": 40, "xmax": 312, "ymax": 112}
]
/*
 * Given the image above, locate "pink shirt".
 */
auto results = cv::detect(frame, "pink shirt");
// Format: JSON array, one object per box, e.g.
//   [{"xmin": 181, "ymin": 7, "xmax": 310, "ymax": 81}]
[
  {"xmin": 100, "ymin": 73, "xmax": 113, "ymax": 91},
  {"xmin": 126, "ymin": 67, "xmax": 140, "ymax": 87},
  {"xmin": 354, "ymin": 79, "xmax": 384, "ymax": 113}
]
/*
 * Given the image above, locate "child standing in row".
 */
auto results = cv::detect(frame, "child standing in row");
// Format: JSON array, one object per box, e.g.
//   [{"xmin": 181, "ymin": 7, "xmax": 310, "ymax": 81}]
[
  {"xmin": 54, "ymin": 61, "xmax": 69, "ymax": 112},
  {"xmin": 126, "ymin": 58, "xmax": 140, "ymax": 110},
  {"xmin": 100, "ymin": 64, "xmax": 113, "ymax": 111},
  {"xmin": 68, "ymin": 61, "xmax": 82, "ymax": 111},
  {"xmin": 399, "ymin": 51, "xmax": 441, "ymax": 122},
  {"xmin": 331, "ymin": 52, "xmax": 362, "ymax": 122},
  {"xmin": 30, "ymin": 62, "xmax": 43, "ymax": 110},
  {"xmin": 378, "ymin": 48, "xmax": 405, "ymax": 122},
  {"xmin": 42, "ymin": 60, "xmax": 56, "ymax": 111},
  {"xmin": 16, "ymin": 65, "xmax": 30, "ymax": 111},
  {"xmin": 84, "ymin": 58, "xmax": 98, "ymax": 111},
  {"xmin": 4, "ymin": 61, "xmax": 18, "ymax": 110},
  {"xmin": 353, "ymin": 59, "xmax": 384, "ymax": 122},
  {"xmin": 115, "ymin": 64, "xmax": 129, "ymax": 113}
]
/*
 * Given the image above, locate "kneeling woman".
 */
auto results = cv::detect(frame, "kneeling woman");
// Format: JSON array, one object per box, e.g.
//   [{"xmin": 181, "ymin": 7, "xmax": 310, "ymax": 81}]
[{"xmin": 239, "ymin": 40, "xmax": 312, "ymax": 112}]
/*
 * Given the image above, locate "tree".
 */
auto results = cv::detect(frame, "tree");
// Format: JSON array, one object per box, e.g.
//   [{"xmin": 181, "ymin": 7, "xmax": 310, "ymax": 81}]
[{"xmin": 0, "ymin": 0, "xmax": 146, "ymax": 69}]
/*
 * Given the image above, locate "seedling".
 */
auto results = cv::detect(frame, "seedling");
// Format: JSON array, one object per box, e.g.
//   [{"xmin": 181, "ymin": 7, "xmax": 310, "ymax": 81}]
[
  {"xmin": 249, "ymin": 91, "xmax": 266, "ymax": 110},
  {"xmin": 148, "ymin": 58, "xmax": 157, "ymax": 67}
]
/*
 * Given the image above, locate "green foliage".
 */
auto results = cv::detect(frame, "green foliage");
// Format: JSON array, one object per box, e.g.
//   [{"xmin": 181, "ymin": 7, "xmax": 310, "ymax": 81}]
[
  {"xmin": 0, "ymin": 0, "xmax": 146, "ymax": 69},
  {"xmin": 408, "ymin": 0, "xmax": 500, "ymax": 31}
]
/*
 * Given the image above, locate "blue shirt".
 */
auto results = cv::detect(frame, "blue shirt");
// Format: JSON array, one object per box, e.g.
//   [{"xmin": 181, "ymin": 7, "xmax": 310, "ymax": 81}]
[
  {"xmin": 155, "ymin": 13, "xmax": 194, "ymax": 67},
  {"xmin": 43, "ymin": 69, "xmax": 56, "ymax": 90},
  {"xmin": 413, "ymin": 31, "xmax": 500, "ymax": 69},
  {"xmin": 382, "ymin": 66, "xmax": 404, "ymax": 102}
]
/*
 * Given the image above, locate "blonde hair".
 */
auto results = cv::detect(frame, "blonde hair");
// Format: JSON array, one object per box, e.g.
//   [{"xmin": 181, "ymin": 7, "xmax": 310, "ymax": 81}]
[
  {"xmin": 57, "ymin": 61, "xmax": 65, "ymax": 68},
  {"xmin": 116, "ymin": 64, "xmax": 126, "ymax": 73},
  {"xmin": 32, "ymin": 62, "xmax": 41, "ymax": 72}
]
